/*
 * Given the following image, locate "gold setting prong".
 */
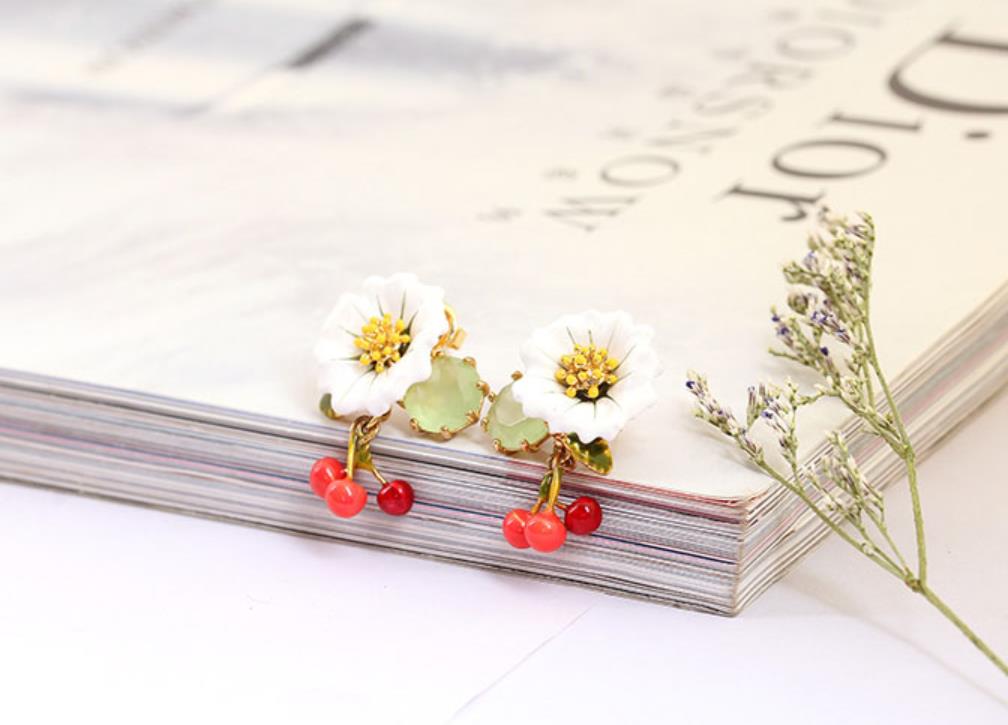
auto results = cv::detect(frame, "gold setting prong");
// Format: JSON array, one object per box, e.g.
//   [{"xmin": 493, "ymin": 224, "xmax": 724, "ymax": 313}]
[
  {"xmin": 439, "ymin": 426, "xmax": 453, "ymax": 440},
  {"xmin": 408, "ymin": 418, "xmax": 421, "ymax": 432},
  {"xmin": 466, "ymin": 410, "xmax": 480, "ymax": 424},
  {"xmin": 463, "ymin": 356, "xmax": 476, "ymax": 367},
  {"xmin": 492, "ymin": 432, "xmax": 549, "ymax": 456},
  {"xmin": 477, "ymin": 380, "xmax": 491, "ymax": 396},
  {"xmin": 522, "ymin": 433, "xmax": 549, "ymax": 453},
  {"xmin": 510, "ymin": 370, "xmax": 523, "ymax": 381}
]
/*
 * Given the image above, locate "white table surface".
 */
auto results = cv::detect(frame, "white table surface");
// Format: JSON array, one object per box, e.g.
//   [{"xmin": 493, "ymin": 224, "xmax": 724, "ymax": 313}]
[{"xmin": 2, "ymin": 389, "xmax": 1006, "ymax": 724}]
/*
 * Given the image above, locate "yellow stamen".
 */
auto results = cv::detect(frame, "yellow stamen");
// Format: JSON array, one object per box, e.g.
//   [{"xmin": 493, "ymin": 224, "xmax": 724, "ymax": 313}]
[
  {"xmin": 354, "ymin": 312, "xmax": 411, "ymax": 373},
  {"xmin": 553, "ymin": 341, "xmax": 620, "ymax": 400}
]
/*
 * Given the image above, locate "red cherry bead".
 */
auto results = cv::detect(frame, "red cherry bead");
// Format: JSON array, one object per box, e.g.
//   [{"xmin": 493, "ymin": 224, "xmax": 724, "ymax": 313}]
[
  {"xmin": 309, "ymin": 457, "xmax": 346, "ymax": 498},
  {"xmin": 502, "ymin": 509, "xmax": 532, "ymax": 549},
  {"xmin": 377, "ymin": 479, "xmax": 415, "ymax": 516},
  {"xmin": 524, "ymin": 511, "xmax": 567, "ymax": 552},
  {"xmin": 565, "ymin": 496, "xmax": 603, "ymax": 535},
  {"xmin": 324, "ymin": 479, "xmax": 367, "ymax": 518}
]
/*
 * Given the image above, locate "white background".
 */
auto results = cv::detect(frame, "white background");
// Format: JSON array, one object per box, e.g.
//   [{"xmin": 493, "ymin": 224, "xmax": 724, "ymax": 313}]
[{"xmin": 1, "ymin": 390, "xmax": 1006, "ymax": 724}]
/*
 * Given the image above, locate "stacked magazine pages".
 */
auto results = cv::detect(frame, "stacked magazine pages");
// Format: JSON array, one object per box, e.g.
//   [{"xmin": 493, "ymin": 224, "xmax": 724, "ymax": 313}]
[{"xmin": 1, "ymin": 0, "xmax": 1006, "ymax": 614}]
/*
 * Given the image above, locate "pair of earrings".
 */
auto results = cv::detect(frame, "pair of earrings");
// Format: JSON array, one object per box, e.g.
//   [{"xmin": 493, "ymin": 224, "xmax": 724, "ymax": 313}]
[{"xmin": 308, "ymin": 273, "xmax": 660, "ymax": 554}]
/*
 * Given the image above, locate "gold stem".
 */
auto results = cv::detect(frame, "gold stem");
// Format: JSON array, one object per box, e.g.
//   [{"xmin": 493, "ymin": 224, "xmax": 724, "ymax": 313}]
[
  {"xmin": 345, "ymin": 421, "xmax": 360, "ymax": 479},
  {"xmin": 546, "ymin": 462, "xmax": 563, "ymax": 512},
  {"xmin": 344, "ymin": 412, "xmax": 390, "ymax": 482}
]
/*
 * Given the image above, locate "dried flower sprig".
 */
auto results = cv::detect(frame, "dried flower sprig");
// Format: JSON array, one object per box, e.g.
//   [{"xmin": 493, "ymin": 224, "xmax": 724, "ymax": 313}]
[{"xmin": 687, "ymin": 209, "xmax": 1006, "ymax": 677}]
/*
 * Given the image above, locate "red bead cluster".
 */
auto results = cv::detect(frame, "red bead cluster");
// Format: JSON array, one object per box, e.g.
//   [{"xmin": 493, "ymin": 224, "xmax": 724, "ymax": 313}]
[
  {"xmin": 309, "ymin": 457, "xmax": 415, "ymax": 518},
  {"xmin": 502, "ymin": 496, "xmax": 603, "ymax": 552}
]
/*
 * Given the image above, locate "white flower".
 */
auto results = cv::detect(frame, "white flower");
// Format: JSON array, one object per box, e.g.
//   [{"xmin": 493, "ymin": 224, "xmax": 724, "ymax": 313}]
[
  {"xmin": 315, "ymin": 273, "xmax": 449, "ymax": 417},
  {"xmin": 511, "ymin": 310, "xmax": 660, "ymax": 442}
]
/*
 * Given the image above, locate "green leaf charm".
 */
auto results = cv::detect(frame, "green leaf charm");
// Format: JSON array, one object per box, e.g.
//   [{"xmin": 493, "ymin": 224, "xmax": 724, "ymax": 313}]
[
  {"xmin": 566, "ymin": 433, "xmax": 613, "ymax": 475},
  {"xmin": 403, "ymin": 355, "xmax": 487, "ymax": 439},
  {"xmin": 483, "ymin": 381, "xmax": 550, "ymax": 454},
  {"xmin": 538, "ymin": 470, "xmax": 553, "ymax": 500},
  {"xmin": 319, "ymin": 393, "xmax": 339, "ymax": 420}
]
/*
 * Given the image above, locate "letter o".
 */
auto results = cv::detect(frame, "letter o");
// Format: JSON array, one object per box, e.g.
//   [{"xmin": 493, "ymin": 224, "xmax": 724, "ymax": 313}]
[
  {"xmin": 772, "ymin": 138, "xmax": 887, "ymax": 179},
  {"xmin": 600, "ymin": 155, "xmax": 680, "ymax": 187},
  {"xmin": 777, "ymin": 26, "xmax": 855, "ymax": 61}
]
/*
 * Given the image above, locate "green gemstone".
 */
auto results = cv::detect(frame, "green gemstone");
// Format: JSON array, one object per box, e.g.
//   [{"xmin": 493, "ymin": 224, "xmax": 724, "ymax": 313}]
[
  {"xmin": 403, "ymin": 355, "xmax": 486, "ymax": 437},
  {"xmin": 485, "ymin": 382, "xmax": 549, "ymax": 454}
]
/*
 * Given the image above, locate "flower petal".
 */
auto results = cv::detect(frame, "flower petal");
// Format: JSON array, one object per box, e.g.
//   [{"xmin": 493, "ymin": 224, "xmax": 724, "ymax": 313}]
[
  {"xmin": 323, "ymin": 364, "xmax": 377, "ymax": 416},
  {"xmin": 554, "ymin": 399, "xmax": 626, "ymax": 442},
  {"xmin": 315, "ymin": 292, "xmax": 374, "ymax": 364},
  {"xmin": 607, "ymin": 373, "xmax": 657, "ymax": 423}
]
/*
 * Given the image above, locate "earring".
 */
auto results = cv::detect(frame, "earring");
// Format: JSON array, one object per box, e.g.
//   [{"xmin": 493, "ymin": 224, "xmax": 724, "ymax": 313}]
[
  {"xmin": 483, "ymin": 310, "xmax": 660, "ymax": 552},
  {"xmin": 309, "ymin": 273, "xmax": 488, "ymax": 518}
]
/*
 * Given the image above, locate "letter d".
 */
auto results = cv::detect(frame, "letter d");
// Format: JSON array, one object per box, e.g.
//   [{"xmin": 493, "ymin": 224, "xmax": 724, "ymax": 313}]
[{"xmin": 889, "ymin": 29, "xmax": 1008, "ymax": 114}]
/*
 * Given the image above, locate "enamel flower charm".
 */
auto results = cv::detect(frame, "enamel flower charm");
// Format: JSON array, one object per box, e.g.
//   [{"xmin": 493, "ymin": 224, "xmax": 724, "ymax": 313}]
[
  {"xmin": 512, "ymin": 310, "xmax": 660, "ymax": 442},
  {"xmin": 486, "ymin": 310, "xmax": 660, "ymax": 552},
  {"xmin": 309, "ymin": 273, "xmax": 487, "ymax": 520},
  {"xmin": 315, "ymin": 273, "xmax": 449, "ymax": 418}
]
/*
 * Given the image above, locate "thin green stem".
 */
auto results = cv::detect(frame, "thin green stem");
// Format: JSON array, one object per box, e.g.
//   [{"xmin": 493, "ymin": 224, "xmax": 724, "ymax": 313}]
[
  {"xmin": 863, "ymin": 358, "xmax": 877, "ymax": 410},
  {"xmin": 753, "ymin": 458, "xmax": 903, "ymax": 578},
  {"xmin": 918, "ymin": 584, "xmax": 1008, "ymax": 677},
  {"xmin": 840, "ymin": 479, "xmax": 907, "ymax": 575},
  {"xmin": 864, "ymin": 316, "xmax": 927, "ymax": 583},
  {"xmin": 765, "ymin": 444, "xmax": 1006, "ymax": 677},
  {"xmin": 862, "ymin": 506, "xmax": 911, "ymax": 573},
  {"xmin": 828, "ymin": 387, "xmax": 903, "ymax": 450}
]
